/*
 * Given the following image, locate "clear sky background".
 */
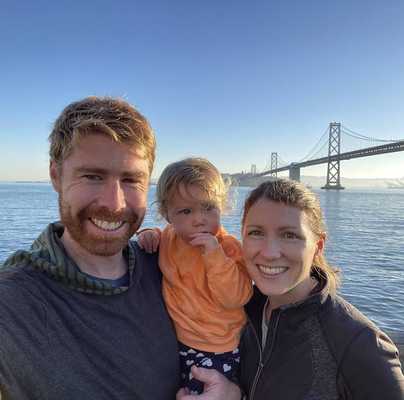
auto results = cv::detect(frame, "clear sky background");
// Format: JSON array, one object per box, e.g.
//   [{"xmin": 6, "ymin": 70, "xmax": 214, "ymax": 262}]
[{"xmin": 1, "ymin": 0, "xmax": 403, "ymax": 181}]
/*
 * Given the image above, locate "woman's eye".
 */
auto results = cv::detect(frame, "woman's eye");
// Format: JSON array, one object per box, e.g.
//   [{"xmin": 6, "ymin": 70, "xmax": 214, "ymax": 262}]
[
  {"xmin": 283, "ymin": 232, "xmax": 298, "ymax": 239},
  {"xmin": 247, "ymin": 230, "xmax": 263, "ymax": 237}
]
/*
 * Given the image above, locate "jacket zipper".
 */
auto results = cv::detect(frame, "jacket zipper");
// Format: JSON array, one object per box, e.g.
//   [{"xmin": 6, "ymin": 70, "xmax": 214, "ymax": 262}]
[{"xmin": 248, "ymin": 311, "xmax": 281, "ymax": 400}]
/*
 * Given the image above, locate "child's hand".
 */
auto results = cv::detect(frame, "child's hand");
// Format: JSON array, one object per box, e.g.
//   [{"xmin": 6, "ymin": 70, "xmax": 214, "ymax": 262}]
[
  {"xmin": 189, "ymin": 233, "xmax": 219, "ymax": 254},
  {"xmin": 137, "ymin": 229, "xmax": 160, "ymax": 253}
]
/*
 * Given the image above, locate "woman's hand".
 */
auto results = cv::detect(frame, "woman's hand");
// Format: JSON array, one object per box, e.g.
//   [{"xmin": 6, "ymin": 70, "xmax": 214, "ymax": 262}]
[{"xmin": 176, "ymin": 366, "xmax": 242, "ymax": 400}]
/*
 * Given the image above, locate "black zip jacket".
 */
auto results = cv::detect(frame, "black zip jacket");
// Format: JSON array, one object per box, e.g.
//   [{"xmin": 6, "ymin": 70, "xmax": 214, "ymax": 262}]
[{"xmin": 240, "ymin": 275, "xmax": 404, "ymax": 400}]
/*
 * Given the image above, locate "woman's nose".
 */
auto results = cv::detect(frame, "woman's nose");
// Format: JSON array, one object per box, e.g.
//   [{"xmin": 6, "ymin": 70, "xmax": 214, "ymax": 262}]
[{"xmin": 259, "ymin": 240, "xmax": 281, "ymax": 259}]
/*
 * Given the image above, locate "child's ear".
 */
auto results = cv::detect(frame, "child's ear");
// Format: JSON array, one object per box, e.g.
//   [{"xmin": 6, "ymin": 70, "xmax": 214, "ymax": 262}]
[{"xmin": 162, "ymin": 207, "xmax": 171, "ymax": 223}]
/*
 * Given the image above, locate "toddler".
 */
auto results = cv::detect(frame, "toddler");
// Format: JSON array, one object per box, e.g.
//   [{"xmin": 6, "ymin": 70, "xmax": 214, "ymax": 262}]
[{"xmin": 137, "ymin": 157, "xmax": 252, "ymax": 394}]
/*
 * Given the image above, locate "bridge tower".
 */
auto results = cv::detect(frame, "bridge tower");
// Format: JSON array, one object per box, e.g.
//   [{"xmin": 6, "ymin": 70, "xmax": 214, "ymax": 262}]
[
  {"xmin": 289, "ymin": 164, "xmax": 300, "ymax": 182},
  {"xmin": 322, "ymin": 122, "xmax": 345, "ymax": 190},
  {"xmin": 271, "ymin": 152, "xmax": 278, "ymax": 177}
]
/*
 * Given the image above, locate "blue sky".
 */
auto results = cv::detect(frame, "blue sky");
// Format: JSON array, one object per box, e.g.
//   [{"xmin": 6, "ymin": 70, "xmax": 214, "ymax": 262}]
[{"xmin": 1, "ymin": 0, "xmax": 404, "ymax": 181}]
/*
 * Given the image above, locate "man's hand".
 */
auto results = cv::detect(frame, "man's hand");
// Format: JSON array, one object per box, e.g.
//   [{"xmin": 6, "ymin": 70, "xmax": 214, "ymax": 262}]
[
  {"xmin": 137, "ymin": 229, "xmax": 160, "ymax": 253},
  {"xmin": 176, "ymin": 366, "xmax": 242, "ymax": 400},
  {"xmin": 189, "ymin": 233, "xmax": 220, "ymax": 254}
]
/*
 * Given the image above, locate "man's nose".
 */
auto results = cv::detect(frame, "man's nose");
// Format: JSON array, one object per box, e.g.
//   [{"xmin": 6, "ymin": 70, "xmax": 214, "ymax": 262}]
[{"xmin": 98, "ymin": 180, "xmax": 126, "ymax": 211}]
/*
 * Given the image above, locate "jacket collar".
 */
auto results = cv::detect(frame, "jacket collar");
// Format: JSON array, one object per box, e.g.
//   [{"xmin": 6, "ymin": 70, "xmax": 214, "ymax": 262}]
[{"xmin": 245, "ymin": 269, "xmax": 331, "ymax": 330}]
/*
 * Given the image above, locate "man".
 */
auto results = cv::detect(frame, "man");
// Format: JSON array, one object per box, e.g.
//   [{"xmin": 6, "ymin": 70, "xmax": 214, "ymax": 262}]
[
  {"xmin": 0, "ymin": 97, "xmax": 179, "ymax": 399},
  {"xmin": 176, "ymin": 367, "xmax": 242, "ymax": 400}
]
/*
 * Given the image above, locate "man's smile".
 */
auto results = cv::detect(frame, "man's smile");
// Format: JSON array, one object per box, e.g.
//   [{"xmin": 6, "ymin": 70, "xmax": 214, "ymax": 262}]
[{"xmin": 90, "ymin": 218, "xmax": 126, "ymax": 231}]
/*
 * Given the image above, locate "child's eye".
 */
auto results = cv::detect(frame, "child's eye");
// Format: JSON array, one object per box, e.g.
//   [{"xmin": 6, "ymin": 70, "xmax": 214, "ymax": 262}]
[{"xmin": 179, "ymin": 208, "xmax": 191, "ymax": 215}]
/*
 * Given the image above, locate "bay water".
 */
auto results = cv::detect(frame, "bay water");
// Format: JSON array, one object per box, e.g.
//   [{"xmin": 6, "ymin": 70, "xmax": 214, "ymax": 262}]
[{"xmin": 0, "ymin": 182, "xmax": 403, "ymax": 333}]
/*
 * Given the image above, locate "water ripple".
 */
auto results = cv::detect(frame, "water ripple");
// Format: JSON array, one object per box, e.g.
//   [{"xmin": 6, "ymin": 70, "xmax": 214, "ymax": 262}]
[{"xmin": 1, "ymin": 184, "xmax": 403, "ymax": 332}]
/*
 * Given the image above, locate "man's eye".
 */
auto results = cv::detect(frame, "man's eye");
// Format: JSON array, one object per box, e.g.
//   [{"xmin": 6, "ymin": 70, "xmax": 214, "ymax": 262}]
[
  {"xmin": 123, "ymin": 178, "xmax": 143, "ymax": 186},
  {"xmin": 83, "ymin": 174, "xmax": 102, "ymax": 181}
]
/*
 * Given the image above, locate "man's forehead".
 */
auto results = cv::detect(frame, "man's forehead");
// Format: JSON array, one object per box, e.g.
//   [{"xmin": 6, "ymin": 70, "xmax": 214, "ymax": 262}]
[
  {"xmin": 59, "ymin": 133, "xmax": 150, "ymax": 176},
  {"xmin": 67, "ymin": 133, "xmax": 146, "ymax": 158}
]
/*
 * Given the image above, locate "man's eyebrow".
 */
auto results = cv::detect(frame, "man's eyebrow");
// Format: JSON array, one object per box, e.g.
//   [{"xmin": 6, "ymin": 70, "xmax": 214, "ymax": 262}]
[
  {"xmin": 122, "ymin": 171, "xmax": 149, "ymax": 178},
  {"xmin": 74, "ymin": 166, "xmax": 109, "ymax": 175},
  {"xmin": 121, "ymin": 171, "xmax": 149, "ymax": 180},
  {"xmin": 74, "ymin": 167, "xmax": 148, "ymax": 179}
]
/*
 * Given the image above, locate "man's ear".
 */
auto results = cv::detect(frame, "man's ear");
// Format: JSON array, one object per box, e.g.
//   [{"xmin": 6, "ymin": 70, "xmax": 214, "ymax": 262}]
[{"xmin": 49, "ymin": 161, "xmax": 61, "ymax": 192}]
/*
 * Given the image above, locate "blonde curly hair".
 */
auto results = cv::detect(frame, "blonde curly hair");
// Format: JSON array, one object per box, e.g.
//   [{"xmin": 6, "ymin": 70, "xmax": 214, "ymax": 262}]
[{"xmin": 156, "ymin": 157, "xmax": 229, "ymax": 218}]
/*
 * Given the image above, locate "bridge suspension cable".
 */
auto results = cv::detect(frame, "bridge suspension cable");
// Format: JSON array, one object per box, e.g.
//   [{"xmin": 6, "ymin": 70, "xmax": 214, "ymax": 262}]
[
  {"xmin": 341, "ymin": 125, "xmax": 403, "ymax": 143},
  {"xmin": 277, "ymin": 155, "xmax": 290, "ymax": 167},
  {"xmin": 263, "ymin": 122, "xmax": 404, "ymax": 173},
  {"xmin": 298, "ymin": 125, "xmax": 330, "ymax": 162}
]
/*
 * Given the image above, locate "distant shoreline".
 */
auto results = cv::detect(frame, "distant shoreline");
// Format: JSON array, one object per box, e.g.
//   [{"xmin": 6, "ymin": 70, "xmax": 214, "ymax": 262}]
[{"xmin": 0, "ymin": 177, "xmax": 403, "ymax": 190}]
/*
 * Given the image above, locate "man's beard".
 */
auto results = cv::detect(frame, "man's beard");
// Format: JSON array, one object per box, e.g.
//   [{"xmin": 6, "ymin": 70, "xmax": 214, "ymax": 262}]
[{"xmin": 59, "ymin": 195, "xmax": 144, "ymax": 257}]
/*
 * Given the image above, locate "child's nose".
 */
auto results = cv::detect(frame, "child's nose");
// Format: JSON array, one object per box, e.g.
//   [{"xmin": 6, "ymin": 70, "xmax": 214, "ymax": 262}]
[{"xmin": 192, "ymin": 210, "xmax": 205, "ymax": 225}]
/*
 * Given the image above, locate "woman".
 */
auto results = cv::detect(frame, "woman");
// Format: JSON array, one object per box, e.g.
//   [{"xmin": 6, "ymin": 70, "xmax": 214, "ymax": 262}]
[
  {"xmin": 239, "ymin": 179, "xmax": 403, "ymax": 399},
  {"xmin": 177, "ymin": 178, "xmax": 404, "ymax": 400}
]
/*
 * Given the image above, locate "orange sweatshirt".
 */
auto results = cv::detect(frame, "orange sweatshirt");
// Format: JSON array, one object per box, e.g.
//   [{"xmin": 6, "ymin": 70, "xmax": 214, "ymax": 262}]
[{"xmin": 158, "ymin": 225, "xmax": 253, "ymax": 353}]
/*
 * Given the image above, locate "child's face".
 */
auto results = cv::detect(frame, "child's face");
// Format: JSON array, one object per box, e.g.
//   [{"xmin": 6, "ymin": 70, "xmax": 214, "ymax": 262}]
[{"xmin": 166, "ymin": 184, "xmax": 221, "ymax": 243}]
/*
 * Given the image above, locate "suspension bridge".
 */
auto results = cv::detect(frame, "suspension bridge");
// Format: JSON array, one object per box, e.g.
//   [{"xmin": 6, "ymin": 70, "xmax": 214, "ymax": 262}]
[{"xmin": 231, "ymin": 123, "xmax": 404, "ymax": 189}]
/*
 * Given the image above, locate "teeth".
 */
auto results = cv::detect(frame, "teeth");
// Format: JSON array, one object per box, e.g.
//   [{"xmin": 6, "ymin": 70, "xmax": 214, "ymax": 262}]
[
  {"xmin": 258, "ymin": 265, "xmax": 287, "ymax": 275},
  {"xmin": 91, "ymin": 218, "xmax": 124, "ymax": 231}
]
